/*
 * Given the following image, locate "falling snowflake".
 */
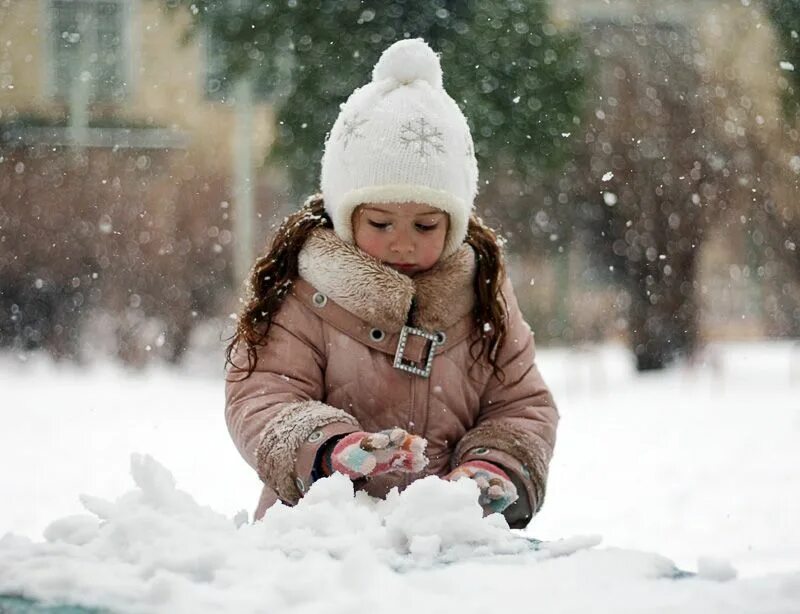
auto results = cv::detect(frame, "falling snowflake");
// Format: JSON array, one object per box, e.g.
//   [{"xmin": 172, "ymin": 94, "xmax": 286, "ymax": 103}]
[
  {"xmin": 400, "ymin": 117, "xmax": 445, "ymax": 158},
  {"xmin": 337, "ymin": 115, "xmax": 368, "ymax": 149}
]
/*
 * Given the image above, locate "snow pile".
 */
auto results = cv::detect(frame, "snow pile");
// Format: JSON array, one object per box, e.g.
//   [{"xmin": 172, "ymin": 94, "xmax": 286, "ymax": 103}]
[
  {"xmin": 3, "ymin": 343, "xmax": 800, "ymax": 612},
  {"xmin": 2, "ymin": 455, "xmax": 799, "ymax": 614},
  {"xmin": 0, "ymin": 455, "xmax": 583, "ymax": 612}
]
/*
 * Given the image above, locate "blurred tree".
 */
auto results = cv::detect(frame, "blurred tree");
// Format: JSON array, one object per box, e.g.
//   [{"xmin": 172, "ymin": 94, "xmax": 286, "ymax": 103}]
[
  {"xmin": 573, "ymin": 5, "xmax": 800, "ymax": 369},
  {"xmin": 765, "ymin": 0, "xmax": 800, "ymax": 121},
  {"xmin": 160, "ymin": 0, "xmax": 585, "ymax": 208},
  {"xmin": 761, "ymin": 0, "xmax": 800, "ymax": 334},
  {"xmin": 573, "ymin": 22, "xmax": 723, "ymax": 371},
  {"xmin": 0, "ymin": 146, "xmax": 234, "ymax": 364}
]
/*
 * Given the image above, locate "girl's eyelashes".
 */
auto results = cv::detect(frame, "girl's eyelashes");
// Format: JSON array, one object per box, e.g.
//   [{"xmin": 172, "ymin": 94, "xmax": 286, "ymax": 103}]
[
  {"xmin": 366, "ymin": 220, "xmax": 439, "ymax": 232},
  {"xmin": 415, "ymin": 223, "xmax": 438, "ymax": 232}
]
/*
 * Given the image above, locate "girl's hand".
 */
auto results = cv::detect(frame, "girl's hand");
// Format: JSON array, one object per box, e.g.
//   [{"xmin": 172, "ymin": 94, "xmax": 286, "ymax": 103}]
[
  {"xmin": 330, "ymin": 428, "xmax": 428, "ymax": 478},
  {"xmin": 446, "ymin": 460, "xmax": 519, "ymax": 514}
]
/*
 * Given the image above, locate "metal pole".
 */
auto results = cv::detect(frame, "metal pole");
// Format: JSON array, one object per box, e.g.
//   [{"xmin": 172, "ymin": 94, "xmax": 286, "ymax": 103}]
[
  {"xmin": 233, "ymin": 77, "xmax": 255, "ymax": 288},
  {"xmin": 68, "ymin": 6, "xmax": 92, "ymax": 147}
]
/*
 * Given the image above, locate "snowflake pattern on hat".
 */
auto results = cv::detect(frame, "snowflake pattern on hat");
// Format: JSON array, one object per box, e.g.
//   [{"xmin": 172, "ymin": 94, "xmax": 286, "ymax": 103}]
[
  {"xmin": 337, "ymin": 114, "xmax": 369, "ymax": 149},
  {"xmin": 400, "ymin": 117, "xmax": 445, "ymax": 158}
]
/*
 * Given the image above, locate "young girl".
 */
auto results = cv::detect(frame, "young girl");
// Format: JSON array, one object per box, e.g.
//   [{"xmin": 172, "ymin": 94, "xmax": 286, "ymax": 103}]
[{"xmin": 225, "ymin": 39, "xmax": 558, "ymax": 529}]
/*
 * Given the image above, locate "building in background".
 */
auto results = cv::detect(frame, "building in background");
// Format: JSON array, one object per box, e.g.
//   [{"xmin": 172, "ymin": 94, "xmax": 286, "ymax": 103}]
[
  {"xmin": 1, "ymin": 0, "xmax": 797, "ymax": 368},
  {"xmin": 0, "ymin": 0, "xmax": 276, "ymax": 364}
]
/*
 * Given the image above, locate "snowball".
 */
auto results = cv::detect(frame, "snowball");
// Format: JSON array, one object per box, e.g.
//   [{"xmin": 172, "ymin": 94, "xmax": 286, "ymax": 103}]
[
  {"xmin": 540, "ymin": 535, "xmax": 602, "ymax": 557},
  {"xmin": 129, "ymin": 453, "xmax": 200, "ymax": 514},
  {"xmin": 79, "ymin": 494, "xmax": 118, "ymax": 520},
  {"xmin": 298, "ymin": 470, "xmax": 355, "ymax": 507},
  {"xmin": 232, "ymin": 510, "xmax": 249, "ymax": 529},
  {"xmin": 409, "ymin": 534, "xmax": 442, "ymax": 563},
  {"xmin": 381, "ymin": 476, "xmax": 525, "ymax": 559},
  {"xmin": 43, "ymin": 515, "xmax": 99, "ymax": 546},
  {"xmin": 372, "ymin": 38, "xmax": 443, "ymax": 88},
  {"xmin": 697, "ymin": 556, "xmax": 738, "ymax": 581}
]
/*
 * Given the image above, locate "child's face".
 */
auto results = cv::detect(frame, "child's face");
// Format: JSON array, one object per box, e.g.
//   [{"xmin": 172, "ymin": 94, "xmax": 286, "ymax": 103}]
[{"xmin": 352, "ymin": 202, "xmax": 449, "ymax": 276}]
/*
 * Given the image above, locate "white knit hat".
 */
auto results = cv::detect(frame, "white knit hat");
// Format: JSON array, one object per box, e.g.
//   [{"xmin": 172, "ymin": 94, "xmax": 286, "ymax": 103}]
[{"xmin": 320, "ymin": 38, "xmax": 478, "ymax": 258}]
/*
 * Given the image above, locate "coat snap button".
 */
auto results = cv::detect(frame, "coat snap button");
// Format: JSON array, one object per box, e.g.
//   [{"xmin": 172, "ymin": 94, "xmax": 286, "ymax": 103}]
[
  {"xmin": 295, "ymin": 477, "xmax": 306, "ymax": 493},
  {"xmin": 312, "ymin": 292, "xmax": 327, "ymax": 307},
  {"xmin": 369, "ymin": 328, "xmax": 385, "ymax": 342},
  {"xmin": 307, "ymin": 430, "xmax": 322, "ymax": 443}
]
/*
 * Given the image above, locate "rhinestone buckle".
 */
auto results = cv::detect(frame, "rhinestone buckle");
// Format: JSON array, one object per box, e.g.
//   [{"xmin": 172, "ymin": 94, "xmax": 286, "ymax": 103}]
[{"xmin": 393, "ymin": 325, "xmax": 446, "ymax": 378}]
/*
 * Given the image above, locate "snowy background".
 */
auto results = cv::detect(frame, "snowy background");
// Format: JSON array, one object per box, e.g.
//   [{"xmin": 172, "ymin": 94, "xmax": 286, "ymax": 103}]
[
  {"xmin": 3, "ymin": 0, "xmax": 800, "ymax": 610},
  {"xmin": 1, "ymin": 341, "xmax": 799, "ymax": 612}
]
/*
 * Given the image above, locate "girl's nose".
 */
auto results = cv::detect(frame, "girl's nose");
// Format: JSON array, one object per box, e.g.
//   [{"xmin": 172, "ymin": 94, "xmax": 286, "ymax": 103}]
[{"xmin": 390, "ymin": 231, "xmax": 415, "ymax": 254}]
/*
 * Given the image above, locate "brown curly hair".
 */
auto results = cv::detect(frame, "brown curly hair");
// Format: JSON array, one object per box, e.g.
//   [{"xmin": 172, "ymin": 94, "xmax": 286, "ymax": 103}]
[{"xmin": 225, "ymin": 194, "xmax": 509, "ymax": 381}]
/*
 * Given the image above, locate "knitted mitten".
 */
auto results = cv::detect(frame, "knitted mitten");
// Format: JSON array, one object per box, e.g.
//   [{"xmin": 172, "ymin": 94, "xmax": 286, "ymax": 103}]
[
  {"xmin": 329, "ymin": 428, "xmax": 428, "ymax": 479},
  {"xmin": 446, "ymin": 460, "xmax": 519, "ymax": 514}
]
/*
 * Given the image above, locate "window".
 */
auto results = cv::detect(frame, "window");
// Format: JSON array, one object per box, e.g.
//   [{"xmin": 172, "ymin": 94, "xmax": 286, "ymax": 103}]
[{"xmin": 49, "ymin": 0, "xmax": 130, "ymax": 103}]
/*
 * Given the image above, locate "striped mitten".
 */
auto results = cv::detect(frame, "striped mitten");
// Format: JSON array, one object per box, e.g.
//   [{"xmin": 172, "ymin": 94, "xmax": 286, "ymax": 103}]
[
  {"xmin": 327, "ymin": 428, "xmax": 428, "ymax": 479},
  {"xmin": 446, "ymin": 460, "xmax": 519, "ymax": 514}
]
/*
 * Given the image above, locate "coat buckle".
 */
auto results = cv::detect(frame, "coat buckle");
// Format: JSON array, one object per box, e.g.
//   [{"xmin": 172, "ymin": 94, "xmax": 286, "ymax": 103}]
[{"xmin": 393, "ymin": 326, "xmax": 446, "ymax": 378}]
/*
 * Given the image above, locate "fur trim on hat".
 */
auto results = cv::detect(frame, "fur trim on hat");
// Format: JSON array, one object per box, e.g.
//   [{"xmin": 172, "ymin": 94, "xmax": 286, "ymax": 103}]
[{"xmin": 326, "ymin": 184, "xmax": 469, "ymax": 261}]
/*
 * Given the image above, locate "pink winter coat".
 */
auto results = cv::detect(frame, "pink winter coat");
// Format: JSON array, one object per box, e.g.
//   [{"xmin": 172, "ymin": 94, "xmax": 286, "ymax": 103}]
[{"xmin": 225, "ymin": 228, "xmax": 558, "ymax": 528}]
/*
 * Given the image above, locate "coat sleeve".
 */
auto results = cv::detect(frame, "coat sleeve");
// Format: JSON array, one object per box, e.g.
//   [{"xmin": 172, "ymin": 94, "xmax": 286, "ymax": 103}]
[
  {"xmin": 225, "ymin": 294, "xmax": 361, "ymax": 505},
  {"xmin": 453, "ymin": 278, "xmax": 559, "ymax": 528}
]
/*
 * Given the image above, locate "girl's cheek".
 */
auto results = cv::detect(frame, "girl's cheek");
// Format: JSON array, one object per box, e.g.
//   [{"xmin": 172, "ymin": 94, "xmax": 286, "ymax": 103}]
[{"xmin": 357, "ymin": 234, "xmax": 386, "ymax": 259}]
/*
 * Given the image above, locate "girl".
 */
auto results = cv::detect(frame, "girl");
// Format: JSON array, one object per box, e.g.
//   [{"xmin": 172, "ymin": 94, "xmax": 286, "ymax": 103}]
[{"xmin": 225, "ymin": 39, "xmax": 558, "ymax": 529}]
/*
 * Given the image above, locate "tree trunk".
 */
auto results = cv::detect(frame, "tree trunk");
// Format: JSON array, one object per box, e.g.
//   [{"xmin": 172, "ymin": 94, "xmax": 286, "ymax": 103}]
[{"xmin": 628, "ymin": 249, "xmax": 698, "ymax": 371}]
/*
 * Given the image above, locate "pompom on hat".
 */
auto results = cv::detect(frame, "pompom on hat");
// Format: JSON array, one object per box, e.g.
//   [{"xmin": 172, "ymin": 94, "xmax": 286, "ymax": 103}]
[{"xmin": 321, "ymin": 39, "xmax": 479, "ymax": 258}]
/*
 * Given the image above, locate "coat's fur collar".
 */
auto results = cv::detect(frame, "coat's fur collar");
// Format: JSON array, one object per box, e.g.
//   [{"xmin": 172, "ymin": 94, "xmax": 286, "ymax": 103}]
[{"xmin": 298, "ymin": 228, "xmax": 476, "ymax": 332}]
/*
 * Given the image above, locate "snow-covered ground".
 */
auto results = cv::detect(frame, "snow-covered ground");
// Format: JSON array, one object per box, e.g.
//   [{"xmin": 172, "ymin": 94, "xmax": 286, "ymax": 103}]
[{"xmin": 1, "ymin": 340, "xmax": 799, "ymax": 612}]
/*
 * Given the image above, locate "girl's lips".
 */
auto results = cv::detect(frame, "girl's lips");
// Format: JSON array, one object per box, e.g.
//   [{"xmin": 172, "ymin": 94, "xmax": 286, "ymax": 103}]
[{"xmin": 388, "ymin": 263, "xmax": 417, "ymax": 273}]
